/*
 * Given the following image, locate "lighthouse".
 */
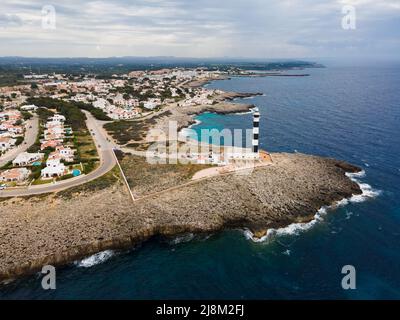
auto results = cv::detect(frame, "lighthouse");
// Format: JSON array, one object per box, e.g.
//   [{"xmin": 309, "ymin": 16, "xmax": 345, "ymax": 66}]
[{"xmin": 252, "ymin": 108, "xmax": 260, "ymax": 157}]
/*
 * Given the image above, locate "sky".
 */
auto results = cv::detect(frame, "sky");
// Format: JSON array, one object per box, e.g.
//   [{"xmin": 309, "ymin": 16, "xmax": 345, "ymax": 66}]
[{"xmin": 0, "ymin": 0, "xmax": 399, "ymax": 60}]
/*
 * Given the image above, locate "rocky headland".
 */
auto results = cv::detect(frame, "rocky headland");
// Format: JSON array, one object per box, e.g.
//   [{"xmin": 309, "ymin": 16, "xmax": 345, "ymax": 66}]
[{"xmin": 0, "ymin": 152, "xmax": 362, "ymax": 281}]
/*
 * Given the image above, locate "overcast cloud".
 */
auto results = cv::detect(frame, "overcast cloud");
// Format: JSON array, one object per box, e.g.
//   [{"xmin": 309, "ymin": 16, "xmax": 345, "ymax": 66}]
[{"xmin": 0, "ymin": 0, "xmax": 399, "ymax": 59}]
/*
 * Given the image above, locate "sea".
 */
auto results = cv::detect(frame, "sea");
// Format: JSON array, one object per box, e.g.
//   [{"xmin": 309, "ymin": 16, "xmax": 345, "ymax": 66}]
[{"xmin": 1, "ymin": 63, "xmax": 399, "ymax": 299}]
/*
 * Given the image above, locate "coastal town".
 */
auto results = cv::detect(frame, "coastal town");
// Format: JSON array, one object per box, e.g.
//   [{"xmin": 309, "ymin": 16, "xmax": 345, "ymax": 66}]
[
  {"xmin": 0, "ymin": 0, "xmax": 392, "ymax": 302},
  {"xmin": 0, "ymin": 67, "xmax": 262, "ymax": 192},
  {"xmin": 0, "ymin": 62, "xmax": 367, "ymax": 285}
]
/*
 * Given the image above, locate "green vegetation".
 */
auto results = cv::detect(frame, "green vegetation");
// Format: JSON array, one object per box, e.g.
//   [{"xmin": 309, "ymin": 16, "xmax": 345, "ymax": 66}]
[
  {"xmin": 25, "ymin": 108, "xmax": 53, "ymax": 153},
  {"xmin": 104, "ymin": 110, "xmax": 172, "ymax": 145},
  {"xmin": 21, "ymin": 99, "xmax": 99, "ymax": 182},
  {"xmin": 31, "ymin": 178, "xmax": 53, "ymax": 185},
  {"xmin": 74, "ymin": 131, "xmax": 99, "ymax": 163},
  {"xmin": 58, "ymin": 173, "xmax": 74, "ymax": 181},
  {"xmin": 82, "ymin": 161, "xmax": 97, "ymax": 174},
  {"xmin": 0, "ymin": 161, "xmax": 13, "ymax": 170},
  {"xmin": 21, "ymin": 111, "xmax": 33, "ymax": 120},
  {"xmin": 29, "ymin": 163, "xmax": 45, "ymax": 181},
  {"xmin": 104, "ymin": 120, "xmax": 147, "ymax": 144},
  {"xmin": 27, "ymin": 97, "xmax": 110, "ymax": 123},
  {"xmin": 27, "ymin": 98, "xmax": 99, "ymax": 174},
  {"xmin": 15, "ymin": 136, "xmax": 24, "ymax": 146},
  {"xmin": 36, "ymin": 107, "xmax": 55, "ymax": 121},
  {"xmin": 0, "ymin": 74, "xmax": 23, "ymax": 87},
  {"xmin": 27, "ymin": 97, "xmax": 87, "ymax": 130}
]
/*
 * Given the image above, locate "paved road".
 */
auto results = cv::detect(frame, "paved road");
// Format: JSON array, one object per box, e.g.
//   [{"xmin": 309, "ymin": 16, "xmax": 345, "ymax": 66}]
[
  {"xmin": 0, "ymin": 111, "xmax": 116, "ymax": 197},
  {"xmin": 0, "ymin": 116, "xmax": 39, "ymax": 167}
]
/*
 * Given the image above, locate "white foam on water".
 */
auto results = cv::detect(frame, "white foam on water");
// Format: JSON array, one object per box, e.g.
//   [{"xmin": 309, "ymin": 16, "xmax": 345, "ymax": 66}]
[
  {"xmin": 346, "ymin": 170, "xmax": 366, "ymax": 179},
  {"xmin": 345, "ymin": 211, "xmax": 353, "ymax": 220},
  {"xmin": 234, "ymin": 107, "xmax": 258, "ymax": 115},
  {"xmin": 349, "ymin": 183, "xmax": 381, "ymax": 203},
  {"xmin": 234, "ymin": 110, "xmax": 254, "ymax": 115},
  {"xmin": 346, "ymin": 171, "xmax": 382, "ymax": 203},
  {"xmin": 169, "ymin": 233, "xmax": 195, "ymax": 245},
  {"xmin": 188, "ymin": 119, "xmax": 202, "ymax": 128},
  {"xmin": 74, "ymin": 250, "xmax": 115, "ymax": 268},
  {"xmin": 244, "ymin": 169, "xmax": 381, "ymax": 243},
  {"xmin": 335, "ymin": 198, "xmax": 349, "ymax": 207}
]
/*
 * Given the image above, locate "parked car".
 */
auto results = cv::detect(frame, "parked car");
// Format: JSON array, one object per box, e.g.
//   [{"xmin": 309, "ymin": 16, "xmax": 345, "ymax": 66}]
[{"xmin": 0, "ymin": 184, "xmax": 6, "ymax": 190}]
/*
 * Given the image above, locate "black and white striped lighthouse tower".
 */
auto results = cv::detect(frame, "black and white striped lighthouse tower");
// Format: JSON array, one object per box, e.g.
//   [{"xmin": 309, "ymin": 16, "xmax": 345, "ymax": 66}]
[{"xmin": 252, "ymin": 108, "xmax": 260, "ymax": 156}]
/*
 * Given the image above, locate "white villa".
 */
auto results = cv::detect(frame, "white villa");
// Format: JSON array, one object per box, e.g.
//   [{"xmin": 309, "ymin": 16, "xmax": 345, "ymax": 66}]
[
  {"xmin": 48, "ymin": 114, "xmax": 66, "ymax": 123},
  {"xmin": 41, "ymin": 157, "xmax": 67, "ymax": 179},
  {"xmin": 51, "ymin": 147, "xmax": 75, "ymax": 162},
  {"xmin": 0, "ymin": 137, "xmax": 16, "ymax": 152},
  {"xmin": 0, "ymin": 167, "xmax": 31, "ymax": 183},
  {"xmin": 143, "ymin": 98, "xmax": 161, "ymax": 110},
  {"xmin": 20, "ymin": 104, "xmax": 38, "ymax": 111},
  {"xmin": 13, "ymin": 152, "xmax": 43, "ymax": 166}
]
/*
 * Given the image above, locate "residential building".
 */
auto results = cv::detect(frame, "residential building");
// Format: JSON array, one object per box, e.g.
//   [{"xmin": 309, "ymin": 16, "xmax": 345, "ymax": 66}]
[
  {"xmin": 41, "ymin": 157, "xmax": 66, "ymax": 178},
  {"xmin": 13, "ymin": 152, "xmax": 43, "ymax": 166},
  {"xmin": 0, "ymin": 167, "xmax": 31, "ymax": 183},
  {"xmin": 0, "ymin": 137, "xmax": 16, "ymax": 152}
]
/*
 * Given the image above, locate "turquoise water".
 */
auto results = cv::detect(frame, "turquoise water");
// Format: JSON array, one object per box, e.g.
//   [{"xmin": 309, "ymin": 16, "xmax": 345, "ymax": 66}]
[
  {"xmin": 1, "ymin": 64, "xmax": 399, "ymax": 299},
  {"xmin": 72, "ymin": 169, "xmax": 81, "ymax": 177}
]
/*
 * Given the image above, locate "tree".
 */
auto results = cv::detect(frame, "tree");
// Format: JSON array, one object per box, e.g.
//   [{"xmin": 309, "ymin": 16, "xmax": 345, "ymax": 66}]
[
  {"xmin": 21, "ymin": 111, "xmax": 33, "ymax": 120},
  {"xmin": 15, "ymin": 136, "xmax": 24, "ymax": 146}
]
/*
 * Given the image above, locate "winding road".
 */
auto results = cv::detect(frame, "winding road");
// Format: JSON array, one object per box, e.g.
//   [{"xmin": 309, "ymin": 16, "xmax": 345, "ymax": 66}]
[
  {"xmin": 0, "ymin": 111, "xmax": 116, "ymax": 197},
  {"xmin": 0, "ymin": 116, "xmax": 39, "ymax": 168}
]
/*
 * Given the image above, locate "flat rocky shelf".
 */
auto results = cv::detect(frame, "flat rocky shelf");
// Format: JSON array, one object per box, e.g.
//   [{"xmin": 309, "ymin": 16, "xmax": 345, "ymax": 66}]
[{"xmin": 0, "ymin": 152, "xmax": 361, "ymax": 281}]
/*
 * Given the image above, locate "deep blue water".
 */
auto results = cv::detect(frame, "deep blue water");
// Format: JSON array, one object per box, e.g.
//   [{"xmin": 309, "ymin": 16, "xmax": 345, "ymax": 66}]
[{"xmin": 1, "ymin": 65, "xmax": 400, "ymax": 299}]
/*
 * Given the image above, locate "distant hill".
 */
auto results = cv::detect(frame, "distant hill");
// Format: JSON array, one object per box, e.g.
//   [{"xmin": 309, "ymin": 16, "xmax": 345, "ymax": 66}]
[{"xmin": 0, "ymin": 56, "xmax": 323, "ymax": 86}]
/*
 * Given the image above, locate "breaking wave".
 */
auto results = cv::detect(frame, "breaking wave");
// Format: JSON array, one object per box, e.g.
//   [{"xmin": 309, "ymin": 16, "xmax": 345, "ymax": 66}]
[
  {"xmin": 188, "ymin": 119, "xmax": 202, "ymax": 128},
  {"xmin": 169, "ymin": 233, "xmax": 195, "ymax": 245},
  {"xmin": 234, "ymin": 106, "xmax": 259, "ymax": 115},
  {"xmin": 74, "ymin": 250, "xmax": 115, "ymax": 268},
  {"xmin": 244, "ymin": 170, "xmax": 381, "ymax": 243}
]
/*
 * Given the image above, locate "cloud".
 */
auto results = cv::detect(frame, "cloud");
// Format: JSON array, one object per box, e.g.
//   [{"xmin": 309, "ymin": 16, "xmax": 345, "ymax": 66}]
[
  {"xmin": 0, "ymin": 0, "xmax": 399, "ymax": 59},
  {"xmin": 0, "ymin": 13, "xmax": 23, "ymax": 27}
]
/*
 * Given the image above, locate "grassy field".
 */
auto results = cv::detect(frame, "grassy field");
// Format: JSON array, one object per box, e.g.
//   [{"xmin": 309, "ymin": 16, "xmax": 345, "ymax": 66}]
[
  {"xmin": 31, "ymin": 178, "xmax": 53, "ymax": 186},
  {"xmin": 104, "ymin": 110, "xmax": 172, "ymax": 145},
  {"xmin": 75, "ymin": 130, "xmax": 98, "ymax": 162},
  {"xmin": 121, "ymin": 154, "xmax": 212, "ymax": 197}
]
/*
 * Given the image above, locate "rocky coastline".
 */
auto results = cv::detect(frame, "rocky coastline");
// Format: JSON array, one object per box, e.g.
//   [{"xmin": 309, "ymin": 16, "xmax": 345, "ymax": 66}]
[
  {"xmin": 0, "ymin": 73, "xmax": 364, "ymax": 282},
  {"xmin": 151, "ymin": 91, "xmax": 260, "ymax": 137},
  {"xmin": 0, "ymin": 152, "xmax": 362, "ymax": 281}
]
